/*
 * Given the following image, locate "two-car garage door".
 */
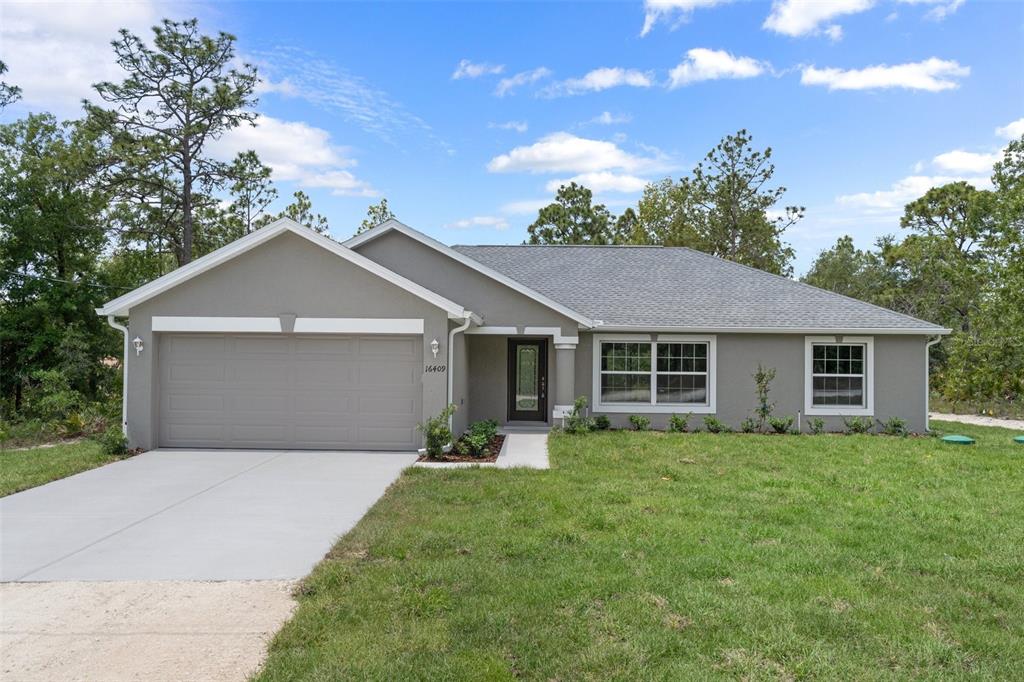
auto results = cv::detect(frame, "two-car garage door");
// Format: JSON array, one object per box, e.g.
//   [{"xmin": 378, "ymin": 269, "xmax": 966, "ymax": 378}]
[{"xmin": 158, "ymin": 334, "xmax": 422, "ymax": 450}]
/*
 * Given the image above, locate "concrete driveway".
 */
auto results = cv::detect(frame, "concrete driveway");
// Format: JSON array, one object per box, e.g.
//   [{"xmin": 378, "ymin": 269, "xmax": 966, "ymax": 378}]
[{"xmin": 1, "ymin": 449, "xmax": 417, "ymax": 581}]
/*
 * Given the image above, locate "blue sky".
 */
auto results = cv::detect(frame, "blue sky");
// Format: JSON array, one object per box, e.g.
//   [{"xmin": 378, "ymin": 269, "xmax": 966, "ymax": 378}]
[{"xmin": 2, "ymin": 0, "xmax": 1022, "ymax": 273}]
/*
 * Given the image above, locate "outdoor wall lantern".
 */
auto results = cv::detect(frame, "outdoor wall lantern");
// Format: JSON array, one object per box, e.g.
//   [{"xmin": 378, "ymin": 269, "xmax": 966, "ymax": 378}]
[
  {"xmin": 132, "ymin": 336, "xmax": 144, "ymax": 356},
  {"xmin": 430, "ymin": 338, "xmax": 440, "ymax": 358}
]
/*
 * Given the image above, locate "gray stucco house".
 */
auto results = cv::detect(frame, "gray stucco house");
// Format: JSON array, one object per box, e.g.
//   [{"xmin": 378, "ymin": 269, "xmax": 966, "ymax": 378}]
[{"xmin": 97, "ymin": 217, "xmax": 949, "ymax": 451}]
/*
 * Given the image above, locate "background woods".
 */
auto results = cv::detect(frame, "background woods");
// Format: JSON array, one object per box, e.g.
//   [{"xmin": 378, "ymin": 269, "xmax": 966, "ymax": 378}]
[{"xmin": 1, "ymin": 20, "xmax": 1022, "ymax": 444}]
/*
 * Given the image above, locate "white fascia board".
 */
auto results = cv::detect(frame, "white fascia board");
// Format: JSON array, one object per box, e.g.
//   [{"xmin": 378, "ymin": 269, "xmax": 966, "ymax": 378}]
[
  {"xmin": 152, "ymin": 316, "xmax": 281, "ymax": 333},
  {"xmin": 345, "ymin": 220, "xmax": 594, "ymax": 328},
  {"xmin": 97, "ymin": 218, "xmax": 468, "ymax": 320},
  {"xmin": 293, "ymin": 318, "xmax": 424, "ymax": 334},
  {"xmin": 591, "ymin": 325, "xmax": 951, "ymax": 335}
]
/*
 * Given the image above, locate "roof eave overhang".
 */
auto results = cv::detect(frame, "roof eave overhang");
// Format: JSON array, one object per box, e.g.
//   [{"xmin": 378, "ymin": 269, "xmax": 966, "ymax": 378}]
[{"xmin": 590, "ymin": 325, "xmax": 952, "ymax": 335}]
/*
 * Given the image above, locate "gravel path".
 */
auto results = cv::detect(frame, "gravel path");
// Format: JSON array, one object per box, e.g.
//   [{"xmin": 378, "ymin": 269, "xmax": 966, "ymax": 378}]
[
  {"xmin": 930, "ymin": 412, "xmax": 1024, "ymax": 431},
  {"xmin": 0, "ymin": 580, "xmax": 295, "ymax": 681}
]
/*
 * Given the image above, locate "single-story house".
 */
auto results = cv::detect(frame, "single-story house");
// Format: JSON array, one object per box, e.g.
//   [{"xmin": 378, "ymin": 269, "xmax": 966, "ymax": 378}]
[{"xmin": 97, "ymin": 217, "xmax": 950, "ymax": 451}]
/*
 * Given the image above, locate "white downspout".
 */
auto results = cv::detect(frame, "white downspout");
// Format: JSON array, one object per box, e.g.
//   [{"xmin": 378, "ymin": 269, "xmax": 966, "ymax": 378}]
[
  {"xmin": 106, "ymin": 315, "xmax": 130, "ymax": 438},
  {"xmin": 447, "ymin": 312, "xmax": 473, "ymax": 433},
  {"xmin": 925, "ymin": 335, "xmax": 942, "ymax": 432}
]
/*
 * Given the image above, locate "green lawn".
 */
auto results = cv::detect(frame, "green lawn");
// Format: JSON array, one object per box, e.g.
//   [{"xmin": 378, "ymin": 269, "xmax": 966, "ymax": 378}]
[
  {"xmin": 258, "ymin": 421, "xmax": 1024, "ymax": 680},
  {"xmin": 0, "ymin": 440, "xmax": 126, "ymax": 497}
]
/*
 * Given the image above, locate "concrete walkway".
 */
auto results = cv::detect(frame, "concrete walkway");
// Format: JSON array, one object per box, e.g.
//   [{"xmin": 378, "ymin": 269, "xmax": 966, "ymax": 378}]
[
  {"xmin": 931, "ymin": 412, "xmax": 1024, "ymax": 431},
  {"xmin": 414, "ymin": 431, "xmax": 550, "ymax": 470}
]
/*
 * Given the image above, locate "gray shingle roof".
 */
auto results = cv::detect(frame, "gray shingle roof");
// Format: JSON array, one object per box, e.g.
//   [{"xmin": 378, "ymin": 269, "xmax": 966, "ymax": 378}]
[{"xmin": 452, "ymin": 245, "xmax": 947, "ymax": 332}]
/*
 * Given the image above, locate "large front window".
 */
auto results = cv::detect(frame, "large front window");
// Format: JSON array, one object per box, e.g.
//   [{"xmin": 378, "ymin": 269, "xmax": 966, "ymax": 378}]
[{"xmin": 595, "ymin": 336, "xmax": 715, "ymax": 412}]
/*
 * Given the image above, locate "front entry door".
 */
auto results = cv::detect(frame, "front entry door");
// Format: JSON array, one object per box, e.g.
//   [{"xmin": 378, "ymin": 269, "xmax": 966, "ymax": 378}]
[{"xmin": 507, "ymin": 339, "xmax": 547, "ymax": 422}]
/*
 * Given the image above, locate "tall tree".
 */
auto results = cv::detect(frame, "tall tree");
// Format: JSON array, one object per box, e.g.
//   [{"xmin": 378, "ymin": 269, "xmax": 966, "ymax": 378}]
[
  {"xmin": 273, "ymin": 190, "xmax": 329, "ymax": 234},
  {"xmin": 86, "ymin": 18, "xmax": 258, "ymax": 265},
  {"xmin": 635, "ymin": 130, "xmax": 802, "ymax": 275},
  {"xmin": 0, "ymin": 114, "xmax": 114, "ymax": 409},
  {"xmin": 0, "ymin": 60, "xmax": 21, "ymax": 110},
  {"xmin": 356, "ymin": 198, "xmax": 395, "ymax": 234},
  {"xmin": 527, "ymin": 183, "xmax": 617, "ymax": 245},
  {"xmin": 801, "ymin": 235, "xmax": 897, "ymax": 304},
  {"xmin": 227, "ymin": 151, "xmax": 276, "ymax": 235}
]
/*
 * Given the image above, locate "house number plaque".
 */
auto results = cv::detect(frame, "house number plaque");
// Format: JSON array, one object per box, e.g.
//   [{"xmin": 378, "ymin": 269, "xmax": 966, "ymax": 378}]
[{"xmin": 424, "ymin": 365, "xmax": 447, "ymax": 373}]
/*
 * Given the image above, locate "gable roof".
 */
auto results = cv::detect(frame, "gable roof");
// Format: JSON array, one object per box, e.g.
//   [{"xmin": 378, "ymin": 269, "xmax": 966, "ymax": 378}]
[
  {"xmin": 453, "ymin": 244, "xmax": 950, "ymax": 334},
  {"xmin": 344, "ymin": 219, "xmax": 594, "ymax": 327},
  {"xmin": 97, "ymin": 218, "xmax": 473, "ymax": 320}
]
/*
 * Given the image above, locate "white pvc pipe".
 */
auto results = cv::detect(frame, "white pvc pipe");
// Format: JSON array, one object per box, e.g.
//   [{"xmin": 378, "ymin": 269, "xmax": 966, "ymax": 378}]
[{"xmin": 105, "ymin": 315, "xmax": 130, "ymax": 438}]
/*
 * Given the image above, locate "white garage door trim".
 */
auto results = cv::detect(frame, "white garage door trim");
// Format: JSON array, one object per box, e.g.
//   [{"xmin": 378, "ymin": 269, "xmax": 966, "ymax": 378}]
[{"xmin": 153, "ymin": 316, "xmax": 424, "ymax": 334}]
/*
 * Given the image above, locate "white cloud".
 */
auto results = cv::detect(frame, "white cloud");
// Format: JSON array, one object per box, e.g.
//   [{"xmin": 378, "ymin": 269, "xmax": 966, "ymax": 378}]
[
  {"xmin": 545, "ymin": 172, "xmax": 650, "ymax": 194},
  {"xmin": 801, "ymin": 58, "xmax": 969, "ymax": 91},
  {"xmin": 932, "ymin": 149, "xmax": 1001, "ymax": 174},
  {"xmin": 452, "ymin": 59, "xmax": 504, "ymax": 80},
  {"xmin": 668, "ymin": 48, "xmax": 768, "ymax": 88},
  {"xmin": 494, "ymin": 67, "xmax": 552, "ymax": 97},
  {"xmin": 487, "ymin": 132, "xmax": 668, "ymax": 175},
  {"xmin": 541, "ymin": 68, "xmax": 654, "ymax": 97},
  {"xmin": 445, "ymin": 215, "xmax": 509, "ymax": 230},
  {"xmin": 996, "ymin": 118, "xmax": 1024, "ymax": 139},
  {"xmin": 823, "ymin": 24, "xmax": 844, "ymax": 41},
  {"xmin": 500, "ymin": 199, "xmax": 551, "ymax": 215},
  {"xmin": 641, "ymin": 0, "xmax": 733, "ymax": 36},
  {"xmin": 897, "ymin": 0, "xmax": 965, "ymax": 21},
  {"xmin": 489, "ymin": 120, "xmax": 529, "ymax": 133},
  {"xmin": 589, "ymin": 112, "xmax": 633, "ymax": 125},
  {"xmin": 763, "ymin": 0, "xmax": 874, "ymax": 38},
  {"xmin": 0, "ymin": 0, "xmax": 185, "ymax": 115},
  {"xmin": 837, "ymin": 174, "xmax": 991, "ymax": 212},
  {"xmin": 210, "ymin": 115, "xmax": 377, "ymax": 197}
]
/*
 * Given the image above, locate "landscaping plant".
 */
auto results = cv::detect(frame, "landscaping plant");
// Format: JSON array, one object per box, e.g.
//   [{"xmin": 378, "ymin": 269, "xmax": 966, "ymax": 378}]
[
  {"xmin": 808, "ymin": 417, "xmax": 825, "ymax": 435},
  {"xmin": 752, "ymin": 364, "xmax": 777, "ymax": 432},
  {"xmin": 880, "ymin": 416, "xmax": 907, "ymax": 437},
  {"xmin": 668, "ymin": 413, "xmax": 690, "ymax": 433},
  {"xmin": 702, "ymin": 416, "xmax": 731, "ymax": 433},
  {"xmin": 740, "ymin": 417, "xmax": 757, "ymax": 433},
  {"xmin": 593, "ymin": 415, "xmax": 611, "ymax": 431},
  {"xmin": 768, "ymin": 415, "xmax": 795, "ymax": 434},
  {"xmin": 95, "ymin": 425, "xmax": 128, "ymax": 456},
  {"xmin": 842, "ymin": 415, "xmax": 874, "ymax": 435},
  {"xmin": 628, "ymin": 415, "xmax": 650, "ymax": 431},
  {"xmin": 417, "ymin": 404, "xmax": 456, "ymax": 458},
  {"xmin": 564, "ymin": 396, "xmax": 595, "ymax": 435}
]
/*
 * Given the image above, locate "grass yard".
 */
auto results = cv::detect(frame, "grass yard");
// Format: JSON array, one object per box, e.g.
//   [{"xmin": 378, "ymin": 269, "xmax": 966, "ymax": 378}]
[
  {"xmin": 0, "ymin": 440, "xmax": 127, "ymax": 497},
  {"xmin": 258, "ymin": 421, "xmax": 1024, "ymax": 680}
]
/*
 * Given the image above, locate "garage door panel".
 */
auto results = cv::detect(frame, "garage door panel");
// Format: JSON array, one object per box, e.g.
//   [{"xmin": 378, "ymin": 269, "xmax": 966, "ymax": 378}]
[{"xmin": 159, "ymin": 333, "xmax": 421, "ymax": 450}]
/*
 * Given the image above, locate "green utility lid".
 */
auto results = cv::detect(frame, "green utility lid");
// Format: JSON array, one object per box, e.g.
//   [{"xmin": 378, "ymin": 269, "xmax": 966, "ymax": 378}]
[
  {"xmin": 942, "ymin": 434, "xmax": 976, "ymax": 445},
  {"xmin": 1014, "ymin": 435, "xmax": 1024, "ymax": 444}
]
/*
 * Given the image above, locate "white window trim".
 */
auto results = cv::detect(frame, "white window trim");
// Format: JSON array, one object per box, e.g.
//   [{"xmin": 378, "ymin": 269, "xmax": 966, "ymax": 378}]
[
  {"xmin": 804, "ymin": 335, "xmax": 874, "ymax": 417},
  {"xmin": 592, "ymin": 333, "xmax": 716, "ymax": 414}
]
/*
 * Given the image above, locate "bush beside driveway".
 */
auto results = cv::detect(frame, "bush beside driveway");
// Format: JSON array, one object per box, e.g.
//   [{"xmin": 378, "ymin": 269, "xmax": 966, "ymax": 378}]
[{"xmin": 257, "ymin": 421, "xmax": 1024, "ymax": 680}]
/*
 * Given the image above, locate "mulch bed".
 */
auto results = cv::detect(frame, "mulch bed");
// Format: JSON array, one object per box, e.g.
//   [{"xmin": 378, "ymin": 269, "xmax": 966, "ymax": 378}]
[{"xmin": 416, "ymin": 434, "xmax": 505, "ymax": 463}]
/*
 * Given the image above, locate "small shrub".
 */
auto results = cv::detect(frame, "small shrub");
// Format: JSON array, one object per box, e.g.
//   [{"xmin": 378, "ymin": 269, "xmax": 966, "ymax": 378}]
[
  {"xmin": 842, "ymin": 415, "xmax": 873, "ymax": 435},
  {"xmin": 768, "ymin": 415, "xmax": 795, "ymax": 434},
  {"xmin": 752, "ymin": 365, "xmax": 777, "ymax": 432},
  {"xmin": 564, "ymin": 396, "xmax": 595, "ymax": 435},
  {"xmin": 629, "ymin": 415, "xmax": 651, "ymax": 431},
  {"xmin": 468, "ymin": 419, "xmax": 499, "ymax": 441},
  {"xmin": 808, "ymin": 417, "xmax": 825, "ymax": 435},
  {"xmin": 880, "ymin": 416, "xmax": 907, "ymax": 437},
  {"xmin": 668, "ymin": 413, "xmax": 690, "ymax": 433},
  {"xmin": 95, "ymin": 425, "xmax": 128, "ymax": 456},
  {"xmin": 417, "ymin": 404, "xmax": 457, "ymax": 458},
  {"xmin": 593, "ymin": 415, "xmax": 611, "ymax": 430},
  {"xmin": 703, "ymin": 416, "xmax": 731, "ymax": 433},
  {"xmin": 740, "ymin": 417, "xmax": 758, "ymax": 433}
]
